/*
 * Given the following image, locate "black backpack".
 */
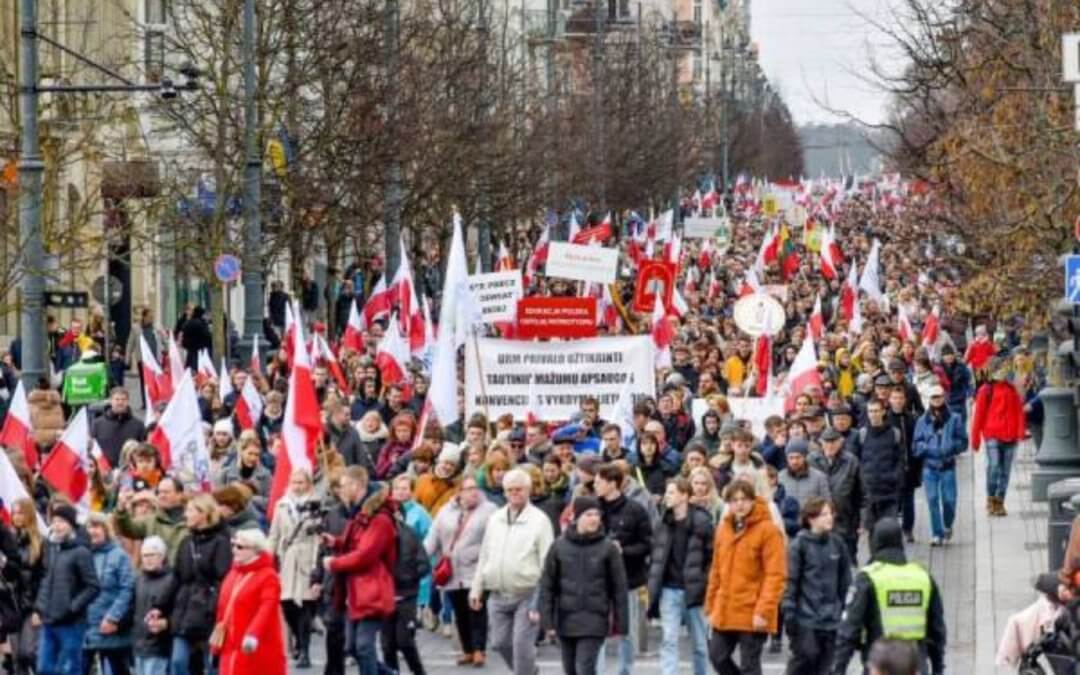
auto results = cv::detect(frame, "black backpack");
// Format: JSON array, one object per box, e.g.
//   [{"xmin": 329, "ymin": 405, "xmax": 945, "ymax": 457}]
[{"xmin": 393, "ymin": 512, "xmax": 431, "ymax": 599}]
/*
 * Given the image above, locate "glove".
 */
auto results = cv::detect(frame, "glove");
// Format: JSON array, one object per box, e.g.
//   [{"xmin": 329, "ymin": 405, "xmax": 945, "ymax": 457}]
[{"xmin": 241, "ymin": 635, "xmax": 258, "ymax": 654}]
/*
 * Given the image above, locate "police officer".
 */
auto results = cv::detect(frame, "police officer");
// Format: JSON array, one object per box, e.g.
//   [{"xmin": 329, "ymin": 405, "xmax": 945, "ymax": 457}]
[{"xmin": 832, "ymin": 518, "xmax": 946, "ymax": 675}]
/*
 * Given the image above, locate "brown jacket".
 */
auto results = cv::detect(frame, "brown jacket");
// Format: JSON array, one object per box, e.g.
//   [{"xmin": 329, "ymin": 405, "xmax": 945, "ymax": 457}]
[
  {"xmin": 415, "ymin": 474, "xmax": 458, "ymax": 517},
  {"xmin": 704, "ymin": 497, "xmax": 787, "ymax": 634},
  {"xmin": 27, "ymin": 388, "xmax": 65, "ymax": 448}
]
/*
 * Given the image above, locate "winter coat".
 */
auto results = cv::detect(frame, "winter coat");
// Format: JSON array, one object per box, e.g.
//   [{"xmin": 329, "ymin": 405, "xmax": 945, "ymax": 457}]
[
  {"xmin": 633, "ymin": 454, "xmax": 679, "ymax": 498},
  {"xmin": 268, "ymin": 494, "xmax": 322, "ymax": 603},
  {"xmin": 857, "ymin": 424, "xmax": 906, "ymax": 503},
  {"xmin": 35, "ymin": 535, "xmax": 100, "ymax": 625},
  {"xmin": 349, "ymin": 397, "xmax": 382, "ymax": 423},
  {"xmin": 971, "ymin": 381, "xmax": 1027, "ymax": 450},
  {"xmin": 132, "ymin": 566, "xmax": 178, "ymax": 658},
  {"xmin": 415, "ymin": 473, "xmax": 459, "ymax": 517},
  {"xmin": 778, "ymin": 464, "xmax": 831, "ymax": 507},
  {"xmin": 772, "ymin": 483, "xmax": 801, "ymax": 538},
  {"xmin": 84, "ymin": 539, "xmax": 136, "ymax": 649},
  {"xmin": 941, "ymin": 360, "xmax": 973, "ymax": 408},
  {"xmin": 780, "ymin": 530, "xmax": 851, "ymax": 631},
  {"xmin": 11, "ymin": 529, "xmax": 45, "ymax": 616},
  {"xmin": 913, "ymin": 407, "xmax": 968, "ymax": 471},
  {"xmin": 689, "ymin": 427, "xmax": 721, "ymax": 456},
  {"xmin": 327, "ymin": 484, "xmax": 397, "ymax": 620},
  {"xmin": 660, "ymin": 411, "xmax": 695, "ymax": 452},
  {"xmin": 600, "ymin": 494, "xmax": 653, "ymax": 589},
  {"xmin": 472, "ymin": 502, "xmax": 555, "ymax": 597},
  {"xmin": 326, "ymin": 422, "xmax": 375, "ymax": 474},
  {"xmin": 703, "ymin": 497, "xmax": 787, "ymax": 634},
  {"xmin": 539, "ymin": 527, "xmax": 629, "ymax": 638},
  {"xmin": 171, "ymin": 521, "xmax": 232, "ymax": 639},
  {"xmin": 647, "ymin": 505, "xmax": 714, "ymax": 613},
  {"xmin": 353, "ymin": 423, "xmax": 388, "ymax": 473},
  {"xmin": 213, "ymin": 553, "xmax": 287, "ymax": 675},
  {"xmin": 424, "ymin": 496, "xmax": 497, "ymax": 591},
  {"xmin": 180, "ymin": 317, "xmax": 212, "ymax": 371},
  {"xmin": 225, "ymin": 506, "xmax": 263, "ymax": 533},
  {"xmin": 400, "ymin": 500, "xmax": 433, "ymax": 605},
  {"xmin": 375, "ymin": 440, "xmax": 413, "ymax": 479},
  {"xmin": 91, "ymin": 408, "xmax": 147, "ymax": 469},
  {"xmin": 808, "ymin": 449, "xmax": 863, "ymax": 539},
  {"xmin": 888, "ymin": 407, "xmax": 922, "ymax": 490},
  {"xmin": 114, "ymin": 506, "xmax": 189, "ymax": 566},
  {"xmin": 27, "ymin": 388, "xmax": 65, "ymax": 448},
  {"xmin": 220, "ymin": 460, "xmax": 273, "ymax": 499},
  {"xmin": 531, "ymin": 493, "xmax": 564, "ymax": 533}
]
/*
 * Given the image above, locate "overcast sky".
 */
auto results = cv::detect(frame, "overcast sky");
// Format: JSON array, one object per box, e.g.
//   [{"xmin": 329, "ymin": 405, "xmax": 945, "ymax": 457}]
[{"xmin": 750, "ymin": 0, "xmax": 903, "ymax": 126}]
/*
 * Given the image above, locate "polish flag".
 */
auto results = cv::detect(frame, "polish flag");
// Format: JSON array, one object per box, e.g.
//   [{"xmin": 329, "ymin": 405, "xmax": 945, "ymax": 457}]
[
  {"xmin": 283, "ymin": 302, "xmax": 297, "ymax": 366},
  {"xmin": 841, "ymin": 263, "xmax": 858, "ymax": 321},
  {"xmin": 897, "ymin": 305, "xmax": 915, "ymax": 343},
  {"xmin": 428, "ymin": 213, "xmax": 472, "ymax": 426},
  {"xmin": 90, "ymin": 439, "xmax": 112, "ymax": 476},
  {"xmin": 921, "ymin": 305, "xmax": 941, "ymax": 350},
  {"xmin": 495, "ymin": 241, "xmax": 515, "ymax": 271},
  {"xmin": 858, "ymin": 238, "xmax": 885, "ymax": 303},
  {"xmin": 218, "ymin": 358, "xmax": 234, "ymax": 402},
  {"xmin": 827, "ymin": 224, "xmax": 844, "ymax": 265},
  {"xmin": 250, "ymin": 334, "xmax": 262, "ymax": 376},
  {"xmin": 572, "ymin": 213, "xmax": 613, "ymax": 245},
  {"xmin": 664, "ymin": 233, "xmax": 682, "ymax": 266},
  {"xmin": 524, "ymin": 224, "xmax": 550, "ymax": 287},
  {"xmin": 234, "ymin": 375, "xmax": 264, "ymax": 431},
  {"xmin": 651, "ymin": 294, "xmax": 674, "ymax": 369},
  {"xmin": 196, "ymin": 349, "xmax": 217, "ymax": 388},
  {"xmin": 140, "ymin": 336, "xmax": 172, "ymax": 414},
  {"xmin": 706, "ymin": 269, "xmax": 723, "ymax": 301},
  {"xmin": 754, "ymin": 224, "xmax": 776, "ymax": 273},
  {"xmin": 315, "ymin": 333, "xmax": 349, "ymax": 392},
  {"xmin": 670, "ymin": 287, "xmax": 688, "ymax": 318},
  {"xmin": 654, "ymin": 209, "xmax": 673, "ymax": 242},
  {"xmin": 784, "ymin": 329, "xmax": 824, "ymax": 412},
  {"xmin": 525, "ymin": 375, "xmax": 546, "ymax": 426},
  {"xmin": 697, "ymin": 240, "xmax": 713, "ymax": 271},
  {"xmin": 567, "ymin": 212, "xmax": 581, "ymax": 242},
  {"xmin": 820, "ymin": 227, "xmax": 840, "ymax": 280},
  {"xmin": 809, "ymin": 294, "xmax": 824, "ymax": 341},
  {"xmin": 700, "ymin": 182, "xmax": 719, "ymax": 212},
  {"xmin": 342, "ymin": 299, "xmax": 365, "ymax": 353},
  {"xmin": 40, "ymin": 408, "xmax": 91, "ymax": 504},
  {"xmin": 754, "ymin": 335, "xmax": 771, "ymax": 397},
  {"xmin": 0, "ymin": 448, "xmax": 46, "ymax": 532},
  {"xmin": 0, "ymin": 381, "xmax": 37, "ymax": 470},
  {"xmin": 417, "ymin": 295, "xmax": 437, "ymax": 368},
  {"xmin": 375, "ymin": 314, "xmax": 412, "ymax": 388},
  {"xmin": 390, "ymin": 240, "xmax": 419, "ymax": 337},
  {"xmin": 267, "ymin": 315, "xmax": 323, "ymax": 517},
  {"xmin": 167, "ymin": 334, "xmax": 185, "ymax": 391},
  {"xmin": 739, "ymin": 267, "xmax": 762, "ymax": 298},
  {"xmin": 850, "ymin": 291, "xmax": 865, "ymax": 335},
  {"xmin": 362, "ymin": 276, "xmax": 392, "ymax": 328},
  {"xmin": 598, "ymin": 284, "xmax": 620, "ymax": 330},
  {"xmin": 148, "ymin": 370, "xmax": 209, "ymax": 482}
]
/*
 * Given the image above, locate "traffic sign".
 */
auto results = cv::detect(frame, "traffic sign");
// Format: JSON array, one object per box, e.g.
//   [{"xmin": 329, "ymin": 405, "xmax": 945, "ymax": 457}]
[
  {"xmin": 1065, "ymin": 255, "xmax": 1080, "ymax": 303},
  {"xmin": 214, "ymin": 254, "xmax": 241, "ymax": 283}
]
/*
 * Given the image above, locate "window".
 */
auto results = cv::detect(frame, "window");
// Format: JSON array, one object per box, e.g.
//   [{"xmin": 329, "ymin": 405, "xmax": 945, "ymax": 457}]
[
  {"xmin": 145, "ymin": 31, "xmax": 165, "ymax": 82},
  {"xmin": 146, "ymin": 0, "xmax": 167, "ymax": 24},
  {"xmin": 693, "ymin": 53, "xmax": 703, "ymax": 81},
  {"xmin": 693, "ymin": 0, "xmax": 702, "ymax": 25}
]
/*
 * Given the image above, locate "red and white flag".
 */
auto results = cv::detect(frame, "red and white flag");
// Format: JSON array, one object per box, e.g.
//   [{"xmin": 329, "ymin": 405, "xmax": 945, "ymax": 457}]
[
  {"xmin": 40, "ymin": 407, "xmax": 91, "ymax": 505},
  {"xmin": 858, "ymin": 238, "xmax": 884, "ymax": 303},
  {"xmin": 249, "ymin": 334, "xmax": 262, "ymax": 376},
  {"xmin": 234, "ymin": 375, "xmax": 264, "ymax": 431},
  {"xmin": 315, "ymin": 333, "xmax": 349, "ymax": 392},
  {"xmin": 597, "ymin": 284, "xmax": 620, "ymax": 331},
  {"xmin": 739, "ymin": 267, "xmax": 762, "ymax": 298},
  {"xmin": 218, "ymin": 358, "xmax": 234, "ymax": 402},
  {"xmin": 651, "ymin": 294, "xmax": 674, "ymax": 369},
  {"xmin": 897, "ymin": 305, "xmax": 915, "ymax": 343},
  {"xmin": 664, "ymin": 233, "xmax": 682, "ymax": 266},
  {"xmin": 495, "ymin": 241, "xmax": 515, "ymax": 271},
  {"xmin": 572, "ymin": 213, "xmax": 613, "ymax": 245},
  {"xmin": 827, "ymin": 224, "xmax": 844, "ymax": 265},
  {"xmin": 148, "ymin": 370, "xmax": 209, "ymax": 481},
  {"xmin": 524, "ymin": 224, "xmax": 550, "ymax": 288},
  {"xmin": 342, "ymin": 299, "xmax": 365, "ymax": 353},
  {"xmin": 841, "ymin": 262, "xmax": 858, "ymax": 321},
  {"xmin": 196, "ymin": 349, "xmax": 217, "ymax": 388},
  {"xmin": 820, "ymin": 227, "xmax": 840, "ymax": 280},
  {"xmin": 706, "ymin": 269, "xmax": 723, "ymax": 301},
  {"xmin": 784, "ymin": 329, "xmax": 824, "ymax": 412},
  {"xmin": 567, "ymin": 212, "xmax": 581, "ymax": 242},
  {"xmin": 525, "ymin": 375, "xmax": 546, "ymax": 426},
  {"xmin": 361, "ymin": 276, "xmax": 392, "ymax": 329},
  {"xmin": 428, "ymin": 213, "xmax": 472, "ymax": 426},
  {"xmin": 0, "ymin": 447, "xmax": 46, "ymax": 532},
  {"xmin": 90, "ymin": 439, "xmax": 112, "ymax": 476},
  {"xmin": 283, "ymin": 302, "xmax": 297, "ymax": 366},
  {"xmin": 140, "ymin": 336, "xmax": 172, "ymax": 418},
  {"xmin": 268, "ymin": 314, "xmax": 323, "ymax": 516},
  {"xmin": 167, "ymin": 334, "xmax": 185, "ymax": 391},
  {"xmin": 754, "ymin": 335, "xmax": 772, "ymax": 397},
  {"xmin": 921, "ymin": 305, "xmax": 942, "ymax": 350},
  {"xmin": 0, "ymin": 381, "xmax": 37, "ymax": 470},
  {"xmin": 809, "ymin": 294, "xmax": 824, "ymax": 341},
  {"xmin": 375, "ymin": 314, "xmax": 412, "ymax": 388}
]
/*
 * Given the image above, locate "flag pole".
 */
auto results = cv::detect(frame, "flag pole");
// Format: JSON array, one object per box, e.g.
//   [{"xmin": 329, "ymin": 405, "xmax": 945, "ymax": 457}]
[{"xmin": 470, "ymin": 327, "xmax": 492, "ymax": 423}]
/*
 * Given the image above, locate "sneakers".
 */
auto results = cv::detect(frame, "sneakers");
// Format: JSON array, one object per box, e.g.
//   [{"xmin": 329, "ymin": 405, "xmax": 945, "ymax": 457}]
[
  {"xmin": 440, "ymin": 622, "xmax": 454, "ymax": 639},
  {"xmin": 421, "ymin": 606, "xmax": 438, "ymax": 632},
  {"xmin": 930, "ymin": 536, "xmax": 942, "ymax": 547}
]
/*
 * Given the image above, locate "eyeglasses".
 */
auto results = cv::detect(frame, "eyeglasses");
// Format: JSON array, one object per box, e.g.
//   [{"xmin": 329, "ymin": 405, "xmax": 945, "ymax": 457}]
[{"xmin": 231, "ymin": 543, "xmax": 250, "ymax": 550}]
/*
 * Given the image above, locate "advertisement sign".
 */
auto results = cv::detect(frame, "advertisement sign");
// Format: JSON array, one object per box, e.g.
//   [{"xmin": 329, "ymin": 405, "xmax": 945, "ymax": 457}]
[
  {"xmin": 465, "ymin": 336, "xmax": 655, "ymax": 420},
  {"xmin": 545, "ymin": 241, "xmax": 619, "ymax": 284},
  {"xmin": 516, "ymin": 297, "xmax": 597, "ymax": 339},
  {"xmin": 467, "ymin": 270, "xmax": 523, "ymax": 323},
  {"xmin": 632, "ymin": 260, "xmax": 677, "ymax": 312}
]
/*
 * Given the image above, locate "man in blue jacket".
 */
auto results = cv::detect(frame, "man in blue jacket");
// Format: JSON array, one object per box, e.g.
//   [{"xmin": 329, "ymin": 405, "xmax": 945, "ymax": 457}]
[{"xmin": 912, "ymin": 385, "xmax": 968, "ymax": 546}]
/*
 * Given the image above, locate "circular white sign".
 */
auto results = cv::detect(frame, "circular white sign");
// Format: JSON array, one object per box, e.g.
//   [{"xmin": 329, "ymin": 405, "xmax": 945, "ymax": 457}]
[{"xmin": 733, "ymin": 293, "xmax": 787, "ymax": 337}]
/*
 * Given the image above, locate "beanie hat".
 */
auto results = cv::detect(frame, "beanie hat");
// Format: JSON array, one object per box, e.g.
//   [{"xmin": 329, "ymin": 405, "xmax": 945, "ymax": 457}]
[
  {"xmin": 785, "ymin": 438, "xmax": 810, "ymax": 457},
  {"xmin": 572, "ymin": 495, "xmax": 602, "ymax": 520},
  {"xmin": 437, "ymin": 442, "xmax": 463, "ymax": 466},
  {"xmin": 213, "ymin": 418, "xmax": 234, "ymax": 438},
  {"xmin": 52, "ymin": 503, "xmax": 78, "ymax": 530},
  {"xmin": 577, "ymin": 455, "xmax": 602, "ymax": 476}
]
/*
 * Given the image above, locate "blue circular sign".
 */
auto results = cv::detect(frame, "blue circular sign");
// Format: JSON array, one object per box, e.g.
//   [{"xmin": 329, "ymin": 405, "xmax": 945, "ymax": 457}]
[{"xmin": 214, "ymin": 254, "xmax": 242, "ymax": 283}]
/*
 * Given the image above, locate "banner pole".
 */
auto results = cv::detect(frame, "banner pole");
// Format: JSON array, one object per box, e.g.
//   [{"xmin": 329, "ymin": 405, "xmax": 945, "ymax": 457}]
[{"xmin": 471, "ymin": 327, "xmax": 493, "ymax": 423}]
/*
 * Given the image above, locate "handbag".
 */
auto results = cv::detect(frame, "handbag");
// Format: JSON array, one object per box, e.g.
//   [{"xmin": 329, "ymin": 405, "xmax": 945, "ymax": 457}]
[
  {"xmin": 208, "ymin": 571, "xmax": 254, "ymax": 650},
  {"xmin": 433, "ymin": 509, "xmax": 472, "ymax": 588}
]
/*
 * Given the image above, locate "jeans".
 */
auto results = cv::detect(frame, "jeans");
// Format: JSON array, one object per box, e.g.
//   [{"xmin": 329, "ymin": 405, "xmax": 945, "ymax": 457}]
[
  {"xmin": 38, "ymin": 623, "xmax": 87, "ymax": 675},
  {"xmin": 923, "ymin": 466, "xmax": 958, "ymax": 539},
  {"xmin": 170, "ymin": 636, "xmax": 213, "ymax": 675},
  {"xmin": 901, "ymin": 486, "xmax": 916, "ymax": 534},
  {"xmin": 784, "ymin": 628, "xmax": 835, "ymax": 675},
  {"xmin": 559, "ymin": 636, "xmax": 604, "ymax": 675},
  {"xmin": 985, "ymin": 440, "xmax": 1017, "ymax": 499},
  {"xmin": 487, "ymin": 592, "xmax": 538, "ymax": 675},
  {"xmin": 447, "ymin": 589, "xmax": 488, "ymax": 654},
  {"xmin": 83, "ymin": 647, "xmax": 131, "ymax": 675},
  {"xmin": 659, "ymin": 588, "xmax": 707, "ymax": 675},
  {"xmin": 134, "ymin": 656, "xmax": 170, "ymax": 675},
  {"xmin": 708, "ymin": 629, "xmax": 766, "ymax": 675},
  {"xmin": 381, "ymin": 600, "xmax": 425, "ymax": 675},
  {"xmin": 348, "ymin": 619, "xmax": 383, "ymax": 675},
  {"xmin": 597, "ymin": 588, "xmax": 641, "ymax": 675}
]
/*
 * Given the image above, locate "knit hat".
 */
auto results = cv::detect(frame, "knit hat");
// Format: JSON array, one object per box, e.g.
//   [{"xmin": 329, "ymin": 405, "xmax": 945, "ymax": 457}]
[
  {"xmin": 213, "ymin": 484, "xmax": 250, "ymax": 512},
  {"xmin": 213, "ymin": 418, "xmax": 234, "ymax": 438},
  {"xmin": 572, "ymin": 495, "xmax": 602, "ymax": 520},
  {"xmin": 940, "ymin": 344, "xmax": 955, "ymax": 356},
  {"xmin": 785, "ymin": 438, "xmax": 810, "ymax": 457},
  {"xmin": 142, "ymin": 535, "xmax": 168, "ymax": 557},
  {"xmin": 51, "ymin": 503, "xmax": 78, "ymax": 530},
  {"xmin": 437, "ymin": 442, "xmax": 462, "ymax": 466}
]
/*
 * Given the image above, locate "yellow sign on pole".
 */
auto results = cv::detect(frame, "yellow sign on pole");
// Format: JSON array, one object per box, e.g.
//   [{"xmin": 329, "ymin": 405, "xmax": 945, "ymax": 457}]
[{"xmin": 762, "ymin": 195, "xmax": 778, "ymax": 217}]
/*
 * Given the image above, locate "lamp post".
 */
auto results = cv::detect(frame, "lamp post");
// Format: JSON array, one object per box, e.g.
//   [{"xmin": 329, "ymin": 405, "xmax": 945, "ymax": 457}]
[
  {"xmin": 16, "ymin": 0, "xmax": 197, "ymax": 389},
  {"xmin": 384, "ymin": 0, "xmax": 403, "ymax": 279},
  {"xmin": 240, "ymin": 0, "xmax": 263, "ymax": 357}
]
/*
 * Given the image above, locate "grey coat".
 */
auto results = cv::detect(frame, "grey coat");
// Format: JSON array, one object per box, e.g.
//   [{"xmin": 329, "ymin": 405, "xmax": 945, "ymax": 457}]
[
  {"xmin": 424, "ymin": 497, "xmax": 497, "ymax": 591},
  {"xmin": 268, "ymin": 495, "xmax": 322, "ymax": 602},
  {"xmin": 778, "ymin": 465, "xmax": 831, "ymax": 507},
  {"xmin": 35, "ymin": 536, "xmax": 100, "ymax": 625}
]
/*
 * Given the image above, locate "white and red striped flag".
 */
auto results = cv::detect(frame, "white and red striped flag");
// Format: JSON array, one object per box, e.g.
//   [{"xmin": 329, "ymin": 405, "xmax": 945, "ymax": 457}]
[
  {"xmin": 524, "ymin": 224, "xmax": 550, "ymax": 288},
  {"xmin": 196, "ymin": 349, "xmax": 217, "ymax": 388},
  {"xmin": 841, "ymin": 262, "xmax": 858, "ymax": 321},
  {"xmin": 495, "ymin": 241, "xmax": 515, "ymax": 271},
  {"xmin": 140, "ymin": 335, "xmax": 172, "ymax": 418},
  {"xmin": 40, "ymin": 407, "xmax": 91, "ymax": 505},
  {"xmin": 0, "ymin": 381, "xmax": 37, "ymax": 470},
  {"xmin": 375, "ymin": 314, "xmax": 412, "ymax": 389},
  {"xmin": 651, "ymin": 294, "xmax": 674, "ymax": 369},
  {"xmin": 315, "ymin": 333, "xmax": 349, "ymax": 392},
  {"xmin": 0, "ymin": 447, "xmax": 46, "ymax": 532},
  {"xmin": 809, "ymin": 294, "xmax": 825, "ymax": 341},
  {"xmin": 148, "ymin": 370, "xmax": 209, "ymax": 481},
  {"xmin": 234, "ymin": 375, "xmax": 264, "ymax": 431},
  {"xmin": 897, "ymin": 305, "xmax": 915, "ymax": 343},
  {"xmin": 784, "ymin": 329, "xmax": 824, "ymax": 412},
  {"xmin": 167, "ymin": 334, "xmax": 185, "ymax": 391},
  {"xmin": 219, "ymin": 358, "xmax": 234, "ymax": 402},
  {"xmin": 921, "ymin": 305, "xmax": 942, "ymax": 352}
]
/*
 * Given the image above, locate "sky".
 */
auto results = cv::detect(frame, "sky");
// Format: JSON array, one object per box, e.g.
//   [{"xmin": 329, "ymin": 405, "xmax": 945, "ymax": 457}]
[{"xmin": 750, "ymin": 0, "xmax": 903, "ymax": 126}]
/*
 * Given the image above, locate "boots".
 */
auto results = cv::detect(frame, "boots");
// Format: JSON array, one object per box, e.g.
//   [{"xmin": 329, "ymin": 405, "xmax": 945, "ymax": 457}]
[
  {"xmin": 996, "ymin": 497, "xmax": 1008, "ymax": 517},
  {"xmin": 986, "ymin": 496, "xmax": 995, "ymax": 514},
  {"xmin": 296, "ymin": 647, "xmax": 312, "ymax": 669}
]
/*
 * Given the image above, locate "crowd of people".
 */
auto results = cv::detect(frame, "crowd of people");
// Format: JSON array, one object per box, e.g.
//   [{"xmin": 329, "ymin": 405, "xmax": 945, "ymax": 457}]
[{"xmin": 0, "ymin": 182, "xmax": 1054, "ymax": 675}]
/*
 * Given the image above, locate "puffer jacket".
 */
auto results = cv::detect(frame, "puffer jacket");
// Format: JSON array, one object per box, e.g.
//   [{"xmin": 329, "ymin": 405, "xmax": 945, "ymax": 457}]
[
  {"xmin": 781, "ymin": 529, "xmax": 851, "ymax": 631},
  {"xmin": 857, "ymin": 424, "xmax": 905, "ymax": 503},
  {"xmin": 171, "ymin": 521, "xmax": 232, "ymax": 639},
  {"xmin": 326, "ymin": 421, "xmax": 375, "ymax": 474},
  {"xmin": 91, "ymin": 407, "xmax": 146, "ymax": 469},
  {"xmin": 808, "ymin": 449, "xmax": 863, "ymax": 539},
  {"xmin": 132, "ymin": 566, "xmax": 178, "ymax": 658},
  {"xmin": 84, "ymin": 539, "xmax": 135, "ymax": 649},
  {"xmin": 424, "ymin": 496, "xmax": 497, "ymax": 591},
  {"xmin": 35, "ymin": 535, "xmax": 99, "ymax": 625},
  {"xmin": 913, "ymin": 407, "xmax": 968, "ymax": 470},
  {"xmin": 27, "ymin": 388, "xmax": 65, "ymax": 448},
  {"xmin": 220, "ymin": 460, "xmax": 272, "ymax": 499},
  {"xmin": 647, "ymin": 505, "xmax": 714, "ymax": 613},
  {"xmin": 327, "ymin": 484, "xmax": 398, "ymax": 620},
  {"xmin": 703, "ymin": 497, "xmax": 787, "ymax": 634},
  {"xmin": 539, "ymin": 527, "xmax": 629, "ymax": 638},
  {"xmin": 600, "ymin": 494, "xmax": 653, "ymax": 590}
]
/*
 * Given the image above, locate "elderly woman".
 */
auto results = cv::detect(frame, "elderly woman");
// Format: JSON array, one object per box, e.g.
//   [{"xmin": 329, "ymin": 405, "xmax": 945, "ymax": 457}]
[
  {"xmin": 415, "ymin": 443, "xmax": 463, "ymax": 516},
  {"xmin": 268, "ymin": 469, "xmax": 321, "ymax": 668},
  {"xmin": 354, "ymin": 410, "xmax": 389, "ymax": 468},
  {"xmin": 83, "ymin": 512, "xmax": 136, "ymax": 675},
  {"xmin": 212, "ymin": 529, "xmax": 287, "ymax": 675}
]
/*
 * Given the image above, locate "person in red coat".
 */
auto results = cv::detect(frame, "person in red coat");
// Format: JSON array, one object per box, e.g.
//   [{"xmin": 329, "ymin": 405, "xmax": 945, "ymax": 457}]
[
  {"xmin": 322, "ymin": 465, "xmax": 398, "ymax": 675},
  {"xmin": 965, "ymin": 325, "xmax": 998, "ymax": 378},
  {"xmin": 212, "ymin": 528, "xmax": 287, "ymax": 675},
  {"xmin": 971, "ymin": 358, "xmax": 1027, "ymax": 517}
]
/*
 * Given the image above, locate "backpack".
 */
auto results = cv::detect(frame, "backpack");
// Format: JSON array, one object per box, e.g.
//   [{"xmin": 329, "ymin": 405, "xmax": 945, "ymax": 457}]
[
  {"xmin": 858, "ymin": 426, "xmax": 902, "ymax": 447},
  {"xmin": 392, "ymin": 512, "xmax": 431, "ymax": 598}
]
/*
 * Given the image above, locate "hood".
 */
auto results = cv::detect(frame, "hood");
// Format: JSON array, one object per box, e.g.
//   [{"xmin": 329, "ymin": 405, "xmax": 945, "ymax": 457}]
[
  {"xmin": 565, "ymin": 526, "xmax": 606, "ymax": 545},
  {"xmin": 359, "ymin": 482, "xmax": 393, "ymax": 519},
  {"xmin": 356, "ymin": 422, "xmax": 389, "ymax": 443},
  {"xmin": 227, "ymin": 507, "xmax": 260, "ymax": 530},
  {"xmin": 194, "ymin": 519, "xmax": 228, "ymax": 540},
  {"xmin": 869, "ymin": 518, "xmax": 907, "ymax": 565}
]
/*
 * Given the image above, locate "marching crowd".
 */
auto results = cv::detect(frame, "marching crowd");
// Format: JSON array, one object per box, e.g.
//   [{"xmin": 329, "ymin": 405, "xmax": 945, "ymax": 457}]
[{"xmin": 0, "ymin": 182, "xmax": 1051, "ymax": 675}]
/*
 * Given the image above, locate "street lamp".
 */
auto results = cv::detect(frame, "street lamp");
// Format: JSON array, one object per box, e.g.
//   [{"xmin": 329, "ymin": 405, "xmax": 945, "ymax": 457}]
[{"xmin": 17, "ymin": 0, "xmax": 198, "ymax": 389}]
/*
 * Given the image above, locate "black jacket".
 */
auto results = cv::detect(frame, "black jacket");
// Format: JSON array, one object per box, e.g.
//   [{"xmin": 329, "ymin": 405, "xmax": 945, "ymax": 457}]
[
  {"xmin": 325, "ymin": 422, "xmax": 375, "ymax": 474},
  {"xmin": 600, "ymin": 494, "xmax": 653, "ymax": 590},
  {"xmin": 35, "ymin": 536, "xmax": 100, "ymax": 625},
  {"xmin": 833, "ymin": 519, "xmax": 946, "ymax": 675},
  {"xmin": 807, "ymin": 450, "xmax": 863, "ymax": 539},
  {"xmin": 635, "ymin": 455, "xmax": 678, "ymax": 498},
  {"xmin": 171, "ymin": 521, "xmax": 232, "ymax": 639},
  {"xmin": 856, "ymin": 424, "xmax": 906, "ymax": 503},
  {"xmin": 781, "ymin": 530, "xmax": 852, "ymax": 631},
  {"xmin": 888, "ymin": 408, "xmax": 923, "ymax": 490},
  {"xmin": 132, "ymin": 566, "xmax": 178, "ymax": 658},
  {"xmin": 646, "ymin": 505, "xmax": 714, "ymax": 613},
  {"xmin": 180, "ymin": 317, "xmax": 212, "ymax": 371},
  {"xmin": 531, "ymin": 494, "xmax": 563, "ymax": 534},
  {"xmin": 91, "ymin": 408, "xmax": 147, "ymax": 468},
  {"xmin": 539, "ymin": 527, "xmax": 629, "ymax": 638},
  {"xmin": 268, "ymin": 290, "xmax": 290, "ymax": 328}
]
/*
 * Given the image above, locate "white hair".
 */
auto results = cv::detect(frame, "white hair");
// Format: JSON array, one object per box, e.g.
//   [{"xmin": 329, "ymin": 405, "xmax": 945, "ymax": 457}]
[
  {"xmin": 502, "ymin": 468, "xmax": 532, "ymax": 492},
  {"xmin": 233, "ymin": 528, "xmax": 272, "ymax": 554}
]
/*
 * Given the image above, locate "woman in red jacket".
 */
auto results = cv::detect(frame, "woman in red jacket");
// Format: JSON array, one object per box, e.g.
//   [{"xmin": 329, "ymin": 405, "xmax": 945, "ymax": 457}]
[
  {"xmin": 212, "ymin": 528, "xmax": 287, "ymax": 675},
  {"xmin": 971, "ymin": 358, "xmax": 1026, "ymax": 517}
]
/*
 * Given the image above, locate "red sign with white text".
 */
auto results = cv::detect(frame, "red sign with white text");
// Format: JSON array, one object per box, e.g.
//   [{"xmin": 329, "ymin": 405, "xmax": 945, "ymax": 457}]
[
  {"xmin": 633, "ymin": 261, "xmax": 676, "ymax": 312},
  {"xmin": 516, "ymin": 297, "xmax": 598, "ymax": 339}
]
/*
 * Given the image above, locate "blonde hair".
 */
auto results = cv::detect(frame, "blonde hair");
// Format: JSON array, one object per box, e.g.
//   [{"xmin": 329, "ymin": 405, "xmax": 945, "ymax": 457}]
[
  {"xmin": 237, "ymin": 429, "xmax": 261, "ymax": 451},
  {"xmin": 12, "ymin": 498, "xmax": 41, "ymax": 564},
  {"xmin": 186, "ymin": 493, "xmax": 222, "ymax": 527}
]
